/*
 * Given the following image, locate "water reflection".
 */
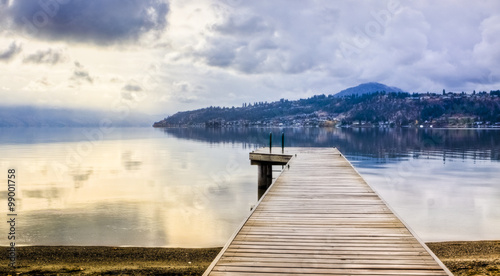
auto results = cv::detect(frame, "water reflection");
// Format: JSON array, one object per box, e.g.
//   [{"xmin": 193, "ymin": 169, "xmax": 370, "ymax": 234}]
[
  {"xmin": 161, "ymin": 127, "xmax": 500, "ymax": 161},
  {"xmin": 122, "ymin": 151, "xmax": 143, "ymax": 171},
  {"xmin": 0, "ymin": 129, "xmax": 258, "ymax": 247},
  {"xmin": 0, "ymin": 127, "xmax": 498, "ymax": 246},
  {"xmin": 71, "ymin": 168, "xmax": 93, "ymax": 188},
  {"xmin": 161, "ymin": 127, "xmax": 500, "ymax": 242},
  {"xmin": 353, "ymin": 158, "xmax": 500, "ymax": 241}
]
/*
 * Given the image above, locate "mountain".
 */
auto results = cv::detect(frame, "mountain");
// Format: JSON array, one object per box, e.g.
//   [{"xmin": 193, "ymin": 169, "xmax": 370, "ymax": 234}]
[
  {"xmin": 334, "ymin": 82, "xmax": 404, "ymax": 97},
  {"xmin": 0, "ymin": 106, "xmax": 154, "ymax": 127}
]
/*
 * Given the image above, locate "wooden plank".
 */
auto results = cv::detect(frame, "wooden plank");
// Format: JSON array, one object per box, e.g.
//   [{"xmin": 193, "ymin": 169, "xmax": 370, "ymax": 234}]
[
  {"xmin": 210, "ymin": 272, "xmax": 445, "ymax": 276},
  {"xmin": 216, "ymin": 261, "xmax": 444, "ymax": 270},
  {"xmin": 203, "ymin": 147, "xmax": 452, "ymax": 275},
  {"xmin": 233, "ymin": 237, "xmax": 422, "ymax": 243},
  {"xmin": 220, "ymin": 252, "xmax": 438, "ymax": 261},
  {"xmin": 212, "ymin": 266, "xmax": 448, "ymax": 275},
  {"xmin": 249, "ymin": 152, "xmax": 292, "ymax": 164},
  {"xmin": 223, "ymin": 248, "xmax": 430, "ymax": 255},
  {"xmin": 231, "ymin": 241, "xmax": 423, "ymax": 246},
  {"xmin": 219, "ymin": 256, "xmax": 440, "ymax": 265}
]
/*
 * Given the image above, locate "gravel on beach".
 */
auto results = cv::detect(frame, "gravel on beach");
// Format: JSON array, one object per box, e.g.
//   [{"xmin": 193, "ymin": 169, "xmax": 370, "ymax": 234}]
[
  {"xmin": 427, "ymin": 240, "xmax": 500, "ymax": 276},
  {"xmin": 0, "ymin": 246, "xmax": 221, "ymax": 275}
]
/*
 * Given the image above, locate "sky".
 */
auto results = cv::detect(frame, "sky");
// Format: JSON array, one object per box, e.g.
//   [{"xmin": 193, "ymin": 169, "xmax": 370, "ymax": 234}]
[{"xmin": 1, "ymin": 0, "xmax": 500, "ymax": 116}]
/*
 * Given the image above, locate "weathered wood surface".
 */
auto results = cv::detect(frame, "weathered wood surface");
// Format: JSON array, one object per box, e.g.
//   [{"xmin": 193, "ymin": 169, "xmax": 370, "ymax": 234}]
[
  {"xmin": 249, "ymin": 151, "xmax": 293, "ymax": 165},
  {"xmin": 204, "ymin": 147, "xmax": 452, "ymax": 275}
]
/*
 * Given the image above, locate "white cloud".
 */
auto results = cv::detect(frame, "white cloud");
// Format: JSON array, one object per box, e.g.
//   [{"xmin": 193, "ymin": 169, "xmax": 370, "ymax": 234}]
[
  {"xmin": 1, "ymin": 0, "xmax": 500, "ymax": 115},
  {"xmin": 473, "ymin": 15, "xmax": 500, "ymax": 83},
  {"xmin": 23, "ymin": 76, "xmax": 53, "ymax": 91}
]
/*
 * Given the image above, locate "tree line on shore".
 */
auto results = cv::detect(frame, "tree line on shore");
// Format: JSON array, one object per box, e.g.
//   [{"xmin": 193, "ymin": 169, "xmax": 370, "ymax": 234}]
[{"xmin": 153, "ymin": 90, "xmax": 500, "ymax": 128}]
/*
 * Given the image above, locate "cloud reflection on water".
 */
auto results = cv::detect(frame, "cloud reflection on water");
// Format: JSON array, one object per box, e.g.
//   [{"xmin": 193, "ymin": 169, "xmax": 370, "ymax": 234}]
[{"xmin": 0, "ymin": 127, "xmax": 498, "ymax": 246}]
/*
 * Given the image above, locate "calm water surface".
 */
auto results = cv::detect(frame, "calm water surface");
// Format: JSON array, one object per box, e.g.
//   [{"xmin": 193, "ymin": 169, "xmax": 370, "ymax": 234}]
[{"xmin": 0, "ymin": 127, "xmax": 499, "ymax": 246}]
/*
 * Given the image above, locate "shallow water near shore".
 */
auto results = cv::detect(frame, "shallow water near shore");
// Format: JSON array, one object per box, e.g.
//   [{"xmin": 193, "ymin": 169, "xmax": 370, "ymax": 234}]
[{"xmin": 0, "ymin": 127, "xmax": 499, "ymax": 247}]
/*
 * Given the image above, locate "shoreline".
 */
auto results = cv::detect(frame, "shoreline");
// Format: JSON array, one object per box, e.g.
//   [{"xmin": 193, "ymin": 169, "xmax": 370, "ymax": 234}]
[
  {"xmin": 154, "ymin": 125, "xmax": 500, "ymax": 129},
  {"xmin": 1, "ymin": 241, "xmax": 499, "ymax": 275}
]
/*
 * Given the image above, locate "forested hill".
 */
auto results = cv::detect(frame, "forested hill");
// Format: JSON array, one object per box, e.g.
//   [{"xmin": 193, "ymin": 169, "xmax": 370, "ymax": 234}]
[
  {"xmin": 334, "ymin": 82, "xmax": 403, "ymax": 97},
  {"xmin": 153, "ymin": 90, "xmax": 500, "ymax": 128}
]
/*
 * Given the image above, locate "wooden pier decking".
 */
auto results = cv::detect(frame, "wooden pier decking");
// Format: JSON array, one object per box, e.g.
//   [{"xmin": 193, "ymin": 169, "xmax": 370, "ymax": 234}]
[{"xmin": 203, "ymin": 147, "xmax": 452, "ymax": 275}]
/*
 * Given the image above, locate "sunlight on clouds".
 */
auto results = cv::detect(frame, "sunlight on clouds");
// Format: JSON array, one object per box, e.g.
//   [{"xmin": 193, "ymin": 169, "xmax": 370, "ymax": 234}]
[
  {"xmin": 0, "ymin": 37, "xmax": 162, "ymax": 111},
  {"xmin": 162, "ymin": 0, "xmax": 222, "ymax": 64},
  {"xmin": 1, "ymin": 0, "xmax": 500, "ymax": 115},
  {"xmin": 23, "ymin": 76, "xmax": 54, "ymax": 92}
]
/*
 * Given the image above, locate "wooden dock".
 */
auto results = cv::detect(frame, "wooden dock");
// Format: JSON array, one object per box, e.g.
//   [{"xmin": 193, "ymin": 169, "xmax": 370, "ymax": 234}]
[{"xmin": 203, "ymin": 147, "xmax": 452, "ymax": 275}]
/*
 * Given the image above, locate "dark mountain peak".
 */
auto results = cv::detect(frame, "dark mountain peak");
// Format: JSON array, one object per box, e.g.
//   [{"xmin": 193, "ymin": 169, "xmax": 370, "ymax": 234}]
[{"xmin": 334, "ymin": 82, "xmax": 404, "ymax": 97}]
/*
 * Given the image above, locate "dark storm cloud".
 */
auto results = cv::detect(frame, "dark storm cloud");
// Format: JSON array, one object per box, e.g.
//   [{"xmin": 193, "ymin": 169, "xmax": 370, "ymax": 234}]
[
  {"xmin": 3, "ymin": 0, "xmax": 169, "ymax": 45},
  {"xmin": 0, "ymin": 42, "xmax": 22, "ymax": 62},
  {"xmin": 23, "ymin": 48, "xmax": 66, "ymax": 64}
]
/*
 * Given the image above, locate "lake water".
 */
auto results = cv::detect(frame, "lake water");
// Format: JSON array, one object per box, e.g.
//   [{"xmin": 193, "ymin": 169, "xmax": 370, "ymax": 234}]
[{"xmin": 0, "ymin": 127, "xmax": 499, "ymax": 247}]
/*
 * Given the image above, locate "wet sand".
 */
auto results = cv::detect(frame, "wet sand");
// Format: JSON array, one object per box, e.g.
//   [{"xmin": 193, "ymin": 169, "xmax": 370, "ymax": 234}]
[{"xmin": 1, "ymin": 241, "xmax": 499, "ymax": 275}]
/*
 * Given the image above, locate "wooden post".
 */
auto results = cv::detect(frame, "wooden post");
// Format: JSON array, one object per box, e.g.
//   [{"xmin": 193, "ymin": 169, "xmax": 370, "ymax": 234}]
[
  {"xmin": 250, "ymin": 148, "xmax": 293, "ymax": 200},
  {"xmin": 257, "ymin": 163, "xmax": 272, "ymax": 189}
]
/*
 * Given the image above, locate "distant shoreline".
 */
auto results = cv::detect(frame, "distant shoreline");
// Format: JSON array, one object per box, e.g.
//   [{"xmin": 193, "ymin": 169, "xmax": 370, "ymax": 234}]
[
  {"xmin": 1, "ymin": 241, "xmax": 498, "ymax": 275},
  {"xmin": 154, "ymin": 124, "xmax": 500, "ymax": 129}
]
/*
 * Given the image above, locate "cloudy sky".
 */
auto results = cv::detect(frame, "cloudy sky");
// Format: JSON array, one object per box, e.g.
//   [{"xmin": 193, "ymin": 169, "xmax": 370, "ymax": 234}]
[{"xmin": 1, "ymin": 0, "xmax": 499, "ymax": 116}]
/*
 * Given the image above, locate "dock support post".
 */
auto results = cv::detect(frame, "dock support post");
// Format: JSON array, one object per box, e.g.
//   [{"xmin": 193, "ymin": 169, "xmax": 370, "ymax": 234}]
[
  {"xmin": 257, "ymin": 163, "xmax": 272, "ymax": 189},
  {"xmin": 250, "ymin": 148, "xmax": 293, "ymax": 199}
]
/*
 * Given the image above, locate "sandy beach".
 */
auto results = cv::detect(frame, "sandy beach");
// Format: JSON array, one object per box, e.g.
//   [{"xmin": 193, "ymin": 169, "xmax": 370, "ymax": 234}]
[
  {"xmin": 427, "ymin": 241, "xmax": 500, "ymax": 276},
  {"xmin": 1, "ymin": 241, "xmax": 499, "ymax": 275},
  {"xmin": 0, "ymin": 246, "xmax": 221, "ymax": 275}
]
